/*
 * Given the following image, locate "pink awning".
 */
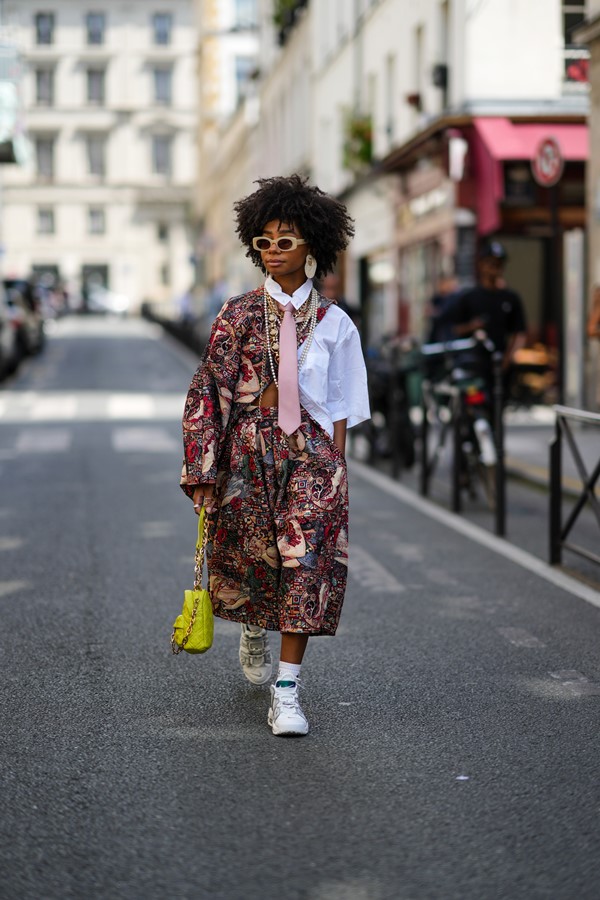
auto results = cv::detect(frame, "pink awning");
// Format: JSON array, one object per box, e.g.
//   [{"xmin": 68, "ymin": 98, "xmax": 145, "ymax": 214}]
[
  {"xmin": 474, "ymin": 117, "xmax": 588, "ymax": 162},
  {"xmin": 470, "ymin": 117, "xmax": 588, "ymax": 235}
]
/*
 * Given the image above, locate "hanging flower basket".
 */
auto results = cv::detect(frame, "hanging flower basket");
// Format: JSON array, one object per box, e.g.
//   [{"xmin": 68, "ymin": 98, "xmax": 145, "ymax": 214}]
[{"xmin": 342, "ymin": 112, "xmax": 373, "ymax": 174}]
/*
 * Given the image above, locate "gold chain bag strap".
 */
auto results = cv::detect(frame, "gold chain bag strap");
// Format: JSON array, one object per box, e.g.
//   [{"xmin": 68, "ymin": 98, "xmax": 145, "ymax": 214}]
[{"xmin": 171, "ymin": 506, "xmax": 214, "ymax": 654}]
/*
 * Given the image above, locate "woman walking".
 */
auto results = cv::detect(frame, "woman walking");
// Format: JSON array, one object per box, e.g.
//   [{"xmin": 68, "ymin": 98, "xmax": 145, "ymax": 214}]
[{"xmin": 180, "ymin": 175, "xmax": 370, "ymax": 736}]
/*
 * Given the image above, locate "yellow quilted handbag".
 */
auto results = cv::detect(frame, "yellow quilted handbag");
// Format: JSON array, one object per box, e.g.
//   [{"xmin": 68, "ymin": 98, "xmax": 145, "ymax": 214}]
[{"xmin": 171, "ymin": 507, "xmax": 214, "ymax": 654}]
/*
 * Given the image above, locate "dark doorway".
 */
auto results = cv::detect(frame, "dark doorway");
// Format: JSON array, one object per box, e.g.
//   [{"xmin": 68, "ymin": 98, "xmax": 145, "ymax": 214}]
[{"xmin": 81, "ymin": 264, "xmax": 109, "ymax": 312}]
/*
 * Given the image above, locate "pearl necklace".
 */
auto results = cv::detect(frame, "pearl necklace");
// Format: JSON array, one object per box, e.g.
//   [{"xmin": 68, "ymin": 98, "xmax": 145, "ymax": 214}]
[{"xmin": 263, "ymin": 286, "xmax": 318, "ymax": 389}]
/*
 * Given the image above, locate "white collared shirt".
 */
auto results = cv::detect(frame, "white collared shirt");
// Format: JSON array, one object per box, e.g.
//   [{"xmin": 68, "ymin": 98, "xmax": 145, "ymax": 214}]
[{"xmin": 265, "ymin": 276, "xmax": 370, "ymax": 437}]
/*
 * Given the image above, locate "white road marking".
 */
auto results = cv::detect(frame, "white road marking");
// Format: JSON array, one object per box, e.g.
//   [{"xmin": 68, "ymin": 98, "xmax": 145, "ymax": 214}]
[
  {"xmin": 0, "ymin": 579, "xmax": 30, "ymax": 598},
  {"xmin": 111, "ymin": 427, "xmax": 179, "ymax": 453},
  {"xmin": 30, "ymin": 395, "xmax": 77, "ymax": 420},
  {"xmin": 498, "ymin": 627, "xmax": 546, "ymax": 648},
  {"xmin": 525, "ymin": 670, "xmax": 600, "ymax": 699},
  {"xmin": 389, "ymin": 543, "xmax": 424, "ymax": 562},
  {"xmin": 108, "ymin": 394, "xmax": 155, "ymax": 419},
  {"xmin": 0, "ymin": 390, "xmax": 185, "ymax": 422},
  {"xmin": 0, "ymin": 537, "xmax": 24, "ymax": 551},
  {"xmin": 15, "ymin": 429, "xmax": 72, "ymax": 453},
  {"xmin": 349, "ymin": 459, "xmax": 600, "ymax": 611},
  {"xmin": 141, "ymin": 521, "xmax": 176, "ymax": 538},
  {"xmin": 349, "ymin": 545, "xmax": 405, "ymax": 594}
]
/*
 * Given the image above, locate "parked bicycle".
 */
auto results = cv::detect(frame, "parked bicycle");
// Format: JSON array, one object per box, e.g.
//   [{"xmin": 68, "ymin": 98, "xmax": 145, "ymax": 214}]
[
  {"xmin": 420, "ymin": 334, "xmax": 504, "ymax": 519},
  {"xmin": 353, "ymin": 336, "xmax": 419, "ymax": 474}
]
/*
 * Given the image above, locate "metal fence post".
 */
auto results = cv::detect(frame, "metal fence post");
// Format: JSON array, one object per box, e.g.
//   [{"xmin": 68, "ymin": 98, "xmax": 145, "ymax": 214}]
[
  {"xmin": 389, "ymin": 345, "xmax": 401, "ymax": 480},
  {"xmin": 420, "ymin": 378, "xmax": 429, "ymax": 496},
  {"xmin": 549, "ymin": 415, "xmax": 562, "ymax": 565},
  {"xmin": 493, "ymin": 351, "xmax": 506, "ymax": 537},
  {"xmin": 452, "ymin": 393, "xmax": 462, "ymax": 513}
]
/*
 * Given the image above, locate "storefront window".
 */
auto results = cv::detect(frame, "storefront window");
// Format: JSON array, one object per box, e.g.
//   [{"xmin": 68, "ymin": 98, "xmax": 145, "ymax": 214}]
[
  {"xmin": 399, "ymin": 242, "xmax": 440, "ymax": 339},
  {"xmin": 562, "ymin": 4, "xmax": 589, "ymax": 87}
]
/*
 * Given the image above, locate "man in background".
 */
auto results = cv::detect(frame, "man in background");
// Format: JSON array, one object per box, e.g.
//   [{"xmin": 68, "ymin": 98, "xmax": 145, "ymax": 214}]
[
  {"xmin": 451, "ymin": 241, "xmax": 527, "ymax": 383},
  {"xmin": 426, "ymin": 273, "xmax": 459, "ymax": 343}
]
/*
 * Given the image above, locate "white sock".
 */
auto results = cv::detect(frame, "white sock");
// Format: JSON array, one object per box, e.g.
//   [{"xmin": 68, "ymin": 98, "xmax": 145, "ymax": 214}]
[{"xmin": 276, "ymin": 662, "xmax": 301, "ymax": 686}]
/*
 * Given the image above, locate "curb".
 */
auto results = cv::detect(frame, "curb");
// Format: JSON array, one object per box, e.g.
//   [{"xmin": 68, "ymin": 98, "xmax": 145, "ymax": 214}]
[{"xmin": 505, "ymin": 457, "xmax": 591, "ymax": 499}]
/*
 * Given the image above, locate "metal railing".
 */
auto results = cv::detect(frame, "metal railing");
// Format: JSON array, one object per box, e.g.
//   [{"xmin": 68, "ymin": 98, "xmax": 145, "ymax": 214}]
[
  {"xmin": 419, "ymin": 337, "xmax": 506, "ymax": 536},
  {"xmin": 549, "ymin": 405, "xmax": 600, "ymax": 567}
]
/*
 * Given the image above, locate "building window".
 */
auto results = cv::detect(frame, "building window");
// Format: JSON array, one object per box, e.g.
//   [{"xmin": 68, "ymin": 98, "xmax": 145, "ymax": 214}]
[
  {"xmin": 563, "ymin": 4, "xmax": 589, "ymax": 85},
  {"xmin": 385, "ymin": 54, "xmax": 395, "ymax": 139},
  {"xmin": 157, "ymin": 223, "xmax": 169, "ymax": 242},
  {"xmin": 234, "ymin": 56, "xmax": 255, "ymax": 105},
  {"xmin": 234, "ymin": 0, "xmax": 257, "ymax": 29},
  {"xmin": 37, "ymin": 207, "xmax": 55, "ymax": 235},
  {"xmin": 160, "ymin": 263, "xmax": 171, "ymax": 285},
  {"xmin": 35, "ymin": 68, "xmax": 54, "ymax": 106},
  {"xmin": 86, "ymin": 12, "xmax": 106, "ymax": 45},
  {"xmin": 87, "ymin": 68, "xmax": 105, "ymax": 105},
  {"xmin": 88, "ymin": 207, "xmax": 106, "ymax": 234},
  {"xmin": 152, "ymin": 135, "xmax": 172, "ymax": 176},
  {"xmin": 153, "ymin": 67, "xmax": 172, "ymax": 105},
  {"xmin": 152, "ymin": 13, "xmax": 172, "ymax": 46},
  {"xmin": 35, "ymin": 12, "xmax": 55, "ymax": 45},
  {"xmin": 86, "ymin": 134, "xmax": 106, "ymax": 177},
  {"xmin": 35, "ymin": 136, "xmax": 55, "ymax": 181}
]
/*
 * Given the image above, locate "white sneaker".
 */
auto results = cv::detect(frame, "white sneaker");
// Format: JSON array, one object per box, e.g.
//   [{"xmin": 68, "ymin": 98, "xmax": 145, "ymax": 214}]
[
  {"xmin": 239, "ymin": 625, "xmax": 272, "ymax": 685},
  {"xmin": 268, "ymin": 679, "xmax": 309, "ymax": 736}
]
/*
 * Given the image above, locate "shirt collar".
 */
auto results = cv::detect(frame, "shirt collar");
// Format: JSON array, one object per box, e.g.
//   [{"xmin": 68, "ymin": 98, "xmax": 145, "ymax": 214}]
[{"xmin": 265, "ymin": 276, "xmax": 313, "ymax": 310}]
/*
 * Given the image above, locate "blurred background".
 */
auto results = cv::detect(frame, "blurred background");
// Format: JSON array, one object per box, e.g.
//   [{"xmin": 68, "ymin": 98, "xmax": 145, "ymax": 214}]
[{"xmin": 0, "ymin": 0, "xmax": 598, "ymax": 409}]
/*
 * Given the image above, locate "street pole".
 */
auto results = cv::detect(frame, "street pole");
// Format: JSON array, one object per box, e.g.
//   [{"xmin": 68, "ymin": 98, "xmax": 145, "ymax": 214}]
[
  {"xmin": 493, "ymin": 351, "xmax": 506, "ymax": 537},
  {"xmin": 550, "ymin": 184, "xmax": 564, "ymax": 402}
]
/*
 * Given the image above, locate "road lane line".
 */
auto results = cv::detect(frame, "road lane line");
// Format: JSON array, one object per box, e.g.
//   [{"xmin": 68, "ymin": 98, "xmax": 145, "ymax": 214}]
[
  {"xmin": 349, "ymin": 459, "xmax": 600, "ymax": 611},
  {"xmin": 349, "ymin": 545, "xmax": 405, "ymax": 594},
  {"xmin": 15, "ymin": 429, "xmax": 72, "ymax": 453},
  {"xmin": 498, "ymin": 627, "xmax": 546, "ymax": 648},
  {"xmin": 108, "ymin": 394, "xmax": 155, "ymax": 419},
  {"xmin": 111, "ymin": 426, "xmax": 179, "ymax": 453},
  {"xmin": 0, "ymin": 579, "xmax": 30, "ymax": 598},
  {"xmin": 0, "ymin": 390, "xmax": 185, "ymax": 422},
  {"xmin": 30, "ymin": 395, "xmax": 77, "ymax": 420},
  {"xmin": 525, "ymin": 670, "xmax": 600, "ymax": 699}
]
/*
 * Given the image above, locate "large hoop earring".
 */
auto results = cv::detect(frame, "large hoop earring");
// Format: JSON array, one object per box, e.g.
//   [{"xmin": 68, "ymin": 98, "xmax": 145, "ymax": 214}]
[{"xmin": 304, "ymin": 254, "xmax": 317, "ymax": 279}]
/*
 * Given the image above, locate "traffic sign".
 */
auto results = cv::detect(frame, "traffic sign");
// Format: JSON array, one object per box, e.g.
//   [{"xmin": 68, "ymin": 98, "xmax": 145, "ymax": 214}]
[{"xmin": 531, "ymin": 136, "xmax": 564, "ymax": 187}]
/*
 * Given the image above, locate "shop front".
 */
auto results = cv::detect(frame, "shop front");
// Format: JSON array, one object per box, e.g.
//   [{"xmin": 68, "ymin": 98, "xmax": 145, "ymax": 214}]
[
  {"xmin": 383, "ymin": 115, "xmax": 589, "ymax": 400},
  {"xmin": 344, "ymin": 174, "xmax": 400, "ymax": 350}
]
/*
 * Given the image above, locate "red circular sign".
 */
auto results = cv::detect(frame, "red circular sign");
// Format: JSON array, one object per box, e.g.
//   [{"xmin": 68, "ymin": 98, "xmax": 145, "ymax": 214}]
[{"xmin": 531, "ymin": 137, "xmax": 564, "ymax": 187}]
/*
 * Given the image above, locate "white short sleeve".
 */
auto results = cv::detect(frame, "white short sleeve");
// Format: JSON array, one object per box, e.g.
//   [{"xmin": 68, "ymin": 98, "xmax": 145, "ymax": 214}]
[{"xmin": 327, "ymin": 324, "xmax": 370, "ymax": 428}]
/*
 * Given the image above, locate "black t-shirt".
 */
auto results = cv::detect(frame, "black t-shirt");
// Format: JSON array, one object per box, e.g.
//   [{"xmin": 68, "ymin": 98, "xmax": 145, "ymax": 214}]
[{"xmin": 451, "ymin": 286, "xmax": 526, "ymax": 353}]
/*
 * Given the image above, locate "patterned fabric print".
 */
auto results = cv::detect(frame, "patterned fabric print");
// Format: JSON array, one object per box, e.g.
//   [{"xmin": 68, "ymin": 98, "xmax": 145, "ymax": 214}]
[
  {"xmin": 181, "ymin": 288, "xmax": 333, "ymax": 496},
  {"xmin": 207, "ymin": 405, "xmax": 349, "ymax": 636}
]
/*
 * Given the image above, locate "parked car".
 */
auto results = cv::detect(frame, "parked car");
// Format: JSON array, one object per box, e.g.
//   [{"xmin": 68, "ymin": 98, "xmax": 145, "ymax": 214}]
[
  {"xmin": 0, "ymin": 284, "xmax": 20, "ymax": 378},
  {"xmin": 3, "ymin": 279, "xmax": 45, "ymax": 357}
]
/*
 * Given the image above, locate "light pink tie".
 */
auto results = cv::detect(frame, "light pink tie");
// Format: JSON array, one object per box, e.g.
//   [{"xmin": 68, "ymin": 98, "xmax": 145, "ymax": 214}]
[{"xmin": 278, "ymin": 303, "xmax": 301, "ymax": 435}]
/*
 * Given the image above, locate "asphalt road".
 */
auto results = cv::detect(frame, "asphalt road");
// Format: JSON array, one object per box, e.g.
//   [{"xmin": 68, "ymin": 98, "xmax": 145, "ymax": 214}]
[{"xmin": 1, "ymin": 316, "xmax": 600, "ymax": 900}]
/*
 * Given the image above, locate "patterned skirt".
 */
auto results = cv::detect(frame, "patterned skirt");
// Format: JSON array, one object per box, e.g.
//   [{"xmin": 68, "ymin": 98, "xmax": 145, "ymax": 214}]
[{"xmin": 207, "ymin": 404, "xmax": 349, "ymax": 635}]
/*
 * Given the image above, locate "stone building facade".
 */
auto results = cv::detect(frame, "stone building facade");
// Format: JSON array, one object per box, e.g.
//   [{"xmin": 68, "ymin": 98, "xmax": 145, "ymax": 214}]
[{"xmin": 0, "ymin": 0, "xmax": 197, "ymax": 311}]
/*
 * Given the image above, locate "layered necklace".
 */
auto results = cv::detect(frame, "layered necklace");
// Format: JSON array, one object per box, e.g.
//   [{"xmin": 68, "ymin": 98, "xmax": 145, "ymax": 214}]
[{"xmin": 262, "ymin": 286, "xmax": 319, "ymax": 389}]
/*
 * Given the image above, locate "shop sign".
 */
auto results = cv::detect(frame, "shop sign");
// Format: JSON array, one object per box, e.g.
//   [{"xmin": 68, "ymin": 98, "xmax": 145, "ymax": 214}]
[
  {"xmin": 409, "ymin": 186, "xmax": 451, "ymax": 218},
  {"xmin": 531, "ymin": 137, "xmax": 564, "ymax": 187},
  {"xmin": 399, "ymin": 184, "xmax": 452, "ymax": 228}
]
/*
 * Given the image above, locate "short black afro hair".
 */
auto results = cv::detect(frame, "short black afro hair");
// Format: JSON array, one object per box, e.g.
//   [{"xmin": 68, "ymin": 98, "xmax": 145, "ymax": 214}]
[{"xmin": 233, "ymin": 174, "xmax": 355, "ymax": 279}]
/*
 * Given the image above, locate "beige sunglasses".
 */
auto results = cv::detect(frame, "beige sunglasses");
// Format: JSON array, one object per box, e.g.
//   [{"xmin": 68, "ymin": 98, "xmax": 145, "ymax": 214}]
[{"xmin": 252, "ymin": 236, "xmax": 307, "ymax": 252}]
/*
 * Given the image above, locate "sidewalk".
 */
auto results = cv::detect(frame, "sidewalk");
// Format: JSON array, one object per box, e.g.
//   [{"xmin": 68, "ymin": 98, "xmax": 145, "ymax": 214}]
[{"xmin": 504, "ymin": 406, "xmax": 599, "ymax": 495}]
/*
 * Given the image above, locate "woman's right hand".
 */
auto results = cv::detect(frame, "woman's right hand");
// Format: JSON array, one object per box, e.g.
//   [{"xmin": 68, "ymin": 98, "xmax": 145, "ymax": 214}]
[{"xmin": 192, "ymin": 483, "xmax": 217, "ymax": 516}]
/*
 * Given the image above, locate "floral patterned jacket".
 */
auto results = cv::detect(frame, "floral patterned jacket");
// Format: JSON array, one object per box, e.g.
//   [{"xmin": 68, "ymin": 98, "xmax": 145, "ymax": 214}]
[{"xmin": 180, "ymin": 286, "xmax": 333, "ymax": 498}]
